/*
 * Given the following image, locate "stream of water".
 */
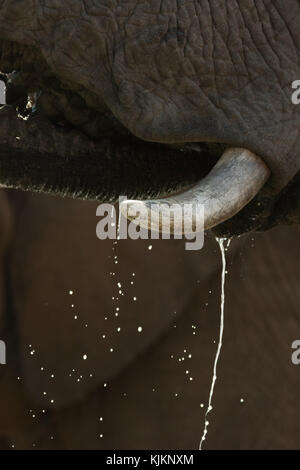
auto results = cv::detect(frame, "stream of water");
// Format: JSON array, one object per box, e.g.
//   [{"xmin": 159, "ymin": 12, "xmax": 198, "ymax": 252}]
[{"xmin": 199, "ymin": 237, "xmax": 230, "ymax": 450}]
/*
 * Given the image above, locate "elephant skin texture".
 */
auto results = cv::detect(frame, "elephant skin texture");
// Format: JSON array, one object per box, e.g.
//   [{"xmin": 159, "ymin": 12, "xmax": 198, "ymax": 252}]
[
  {"xmin": 0, "ymin": 0, "xmax": 300, "ymax": 453},
  {"xmin": 0, "ymin": 1, "xmax": 300, "ymax": 235}
]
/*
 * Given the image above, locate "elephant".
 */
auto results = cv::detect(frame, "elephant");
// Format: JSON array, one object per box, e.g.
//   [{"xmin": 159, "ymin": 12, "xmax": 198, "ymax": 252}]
[
  {"xmin": 0, "ymin": 188, "xmax": 300, "ymax": 450},
  {"xmin": 0, "ymin": 0, "xmax": 300, "ymax": 451},
  {"xmin": 0, "ymin": 1, "xmax": 299, "ymax": 236}
]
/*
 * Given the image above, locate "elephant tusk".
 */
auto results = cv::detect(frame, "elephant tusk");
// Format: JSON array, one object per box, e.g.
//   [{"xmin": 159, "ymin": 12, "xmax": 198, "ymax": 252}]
[{"xmin": 120, "ymin": 147, "xmax": 270, "ymax": 234}]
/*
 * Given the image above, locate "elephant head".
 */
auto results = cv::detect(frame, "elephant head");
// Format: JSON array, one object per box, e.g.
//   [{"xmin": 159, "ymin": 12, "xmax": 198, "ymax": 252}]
[{"xmin": 0, "ymin": 0, "xmax": 300, "ymax": 236}]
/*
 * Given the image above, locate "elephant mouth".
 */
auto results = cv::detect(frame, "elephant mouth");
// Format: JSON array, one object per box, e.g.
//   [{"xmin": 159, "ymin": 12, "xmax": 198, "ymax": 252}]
[
  {"xmin": 0, "ymin": 91, "xmax": 276, "ymax": 237},
  {"xmin": 0, "ymin": 69, "xmax": 285, "ymax": 237},
  {"xmin": 0, "ymin": 34, "xmax": 299, "ymax": 238}
]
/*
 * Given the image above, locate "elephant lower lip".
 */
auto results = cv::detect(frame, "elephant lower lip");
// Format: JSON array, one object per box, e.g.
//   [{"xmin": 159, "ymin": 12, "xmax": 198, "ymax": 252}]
[
  {"xmin": 0, "ymin": 104, "xmax": 277, "ymax": 238},
  {"xmin": 122, "ymin": 148, "xmax": 270, "ymax": 235}
]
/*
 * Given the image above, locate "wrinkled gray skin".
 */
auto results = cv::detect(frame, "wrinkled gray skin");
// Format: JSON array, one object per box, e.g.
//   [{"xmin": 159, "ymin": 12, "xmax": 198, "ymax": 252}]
[{"xmin": 0, "ymin": 0, "xmax": 300, "ymax": 235}]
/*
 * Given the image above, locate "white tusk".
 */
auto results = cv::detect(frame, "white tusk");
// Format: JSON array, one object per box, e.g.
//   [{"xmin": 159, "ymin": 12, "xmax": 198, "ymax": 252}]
[{"xmin": 120, "ymin": 147, "xmax": 270, "ymax": 234}]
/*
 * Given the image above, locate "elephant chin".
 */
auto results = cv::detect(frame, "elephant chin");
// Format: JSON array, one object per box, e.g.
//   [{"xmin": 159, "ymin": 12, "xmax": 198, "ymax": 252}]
[{"xmin": 120, "ymin": 148, "xmax": 270, "ymax": 235}]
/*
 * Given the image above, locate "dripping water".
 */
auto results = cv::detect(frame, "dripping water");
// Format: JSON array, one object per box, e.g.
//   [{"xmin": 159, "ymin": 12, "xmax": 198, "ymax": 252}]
[
  {"xmin": 117, "ymin": 205, "xmax": 122, "ymax": 241},
  {"xmin": 199, "ymin": 237, "xmax": 231, "ymax": 450}
]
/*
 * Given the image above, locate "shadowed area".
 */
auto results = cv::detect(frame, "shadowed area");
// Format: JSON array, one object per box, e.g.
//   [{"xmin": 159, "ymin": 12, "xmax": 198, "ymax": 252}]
[{"xmin": 0, "ymin": 189, "xmax": 299, "ymax": 449}]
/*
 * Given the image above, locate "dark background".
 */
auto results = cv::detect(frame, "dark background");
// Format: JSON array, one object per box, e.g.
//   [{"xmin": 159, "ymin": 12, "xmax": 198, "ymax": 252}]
[{"xmin": 0, "ymin": 188, "xmax": 299, "ymax": 450}]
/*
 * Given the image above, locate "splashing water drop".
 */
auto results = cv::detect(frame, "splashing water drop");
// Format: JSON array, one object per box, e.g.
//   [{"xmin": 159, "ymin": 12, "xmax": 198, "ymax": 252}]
[{"xmin": 199, "ymin": 237, "xmax": 231, "ymax": 450}]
